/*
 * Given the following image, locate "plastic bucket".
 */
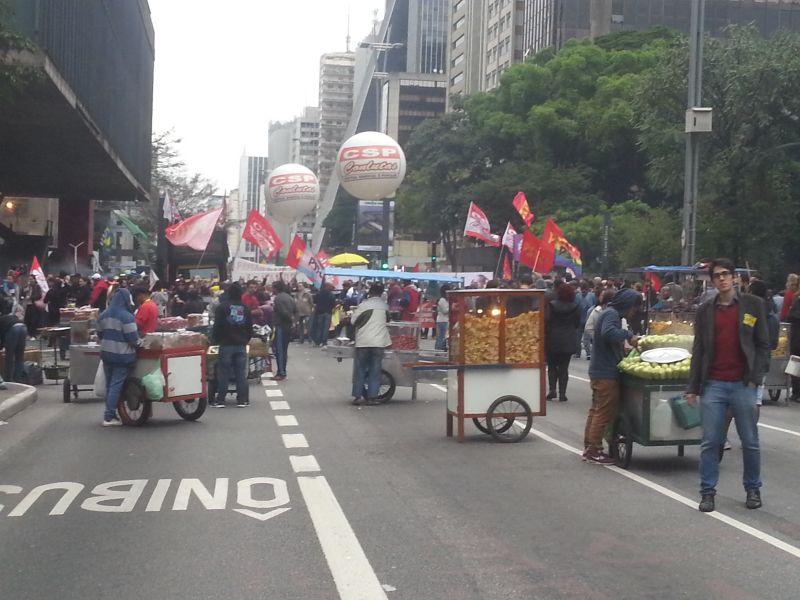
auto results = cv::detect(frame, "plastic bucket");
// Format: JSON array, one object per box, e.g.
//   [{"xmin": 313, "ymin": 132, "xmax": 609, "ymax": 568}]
[{"xmin": 785, "ymin": 355, "xmax": 800, "ymax": 377}]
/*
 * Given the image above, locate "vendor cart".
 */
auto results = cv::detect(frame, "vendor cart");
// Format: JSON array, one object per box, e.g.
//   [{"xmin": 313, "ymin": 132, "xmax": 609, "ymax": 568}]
[
  {"xmin": 116, "ymin": 346, "xmax": 208, "ymax": 426},
  {"xmin": 443, "ymin": 288, "xmax": 546, "ymax": 443},
  {"xmin": 612, "ymin": 374, "xmax": 701, "ymax": 468},
  {"xmin": 764, "ymin": 322, "xmax": 792, "ymax": 403},
  {"xmin": 62, "ymin": 343, "xmax": 102, "ymax": 403}
]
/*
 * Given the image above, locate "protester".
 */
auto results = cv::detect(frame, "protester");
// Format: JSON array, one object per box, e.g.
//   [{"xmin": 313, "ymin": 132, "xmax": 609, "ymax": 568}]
[
  {"xmin": 96, "ymin": 288, "xmax": 140, "ymax": 426},
  {"xmin": 133, "ymin": 286, "xmax": 159, "ymax": 335},
  {"xmin": 435, "ymin": 284, "xmax": 451, "ymax": 352},
  {"xmin": 351, "ymin": 283, "xmax": 391, "ymax": 406},
  {"xmin": 89, "ymin": 274, "xmax": 110, "ymax": 310},
  {"xmin": 0, "ymin": 296, "xmax": 28, "ymax": 383},
  {"xmin": 295, "ymin": 282, "xmax": 314, "ymax": 343},
  {"xmin": 686, "ymin": 258, "xmax": 770, "ymax": 513},
  {"xmin": 210, "ymin": 282, "xmax": 252, "ymax": 407},
  {"xmin": 545, "ymin": 283, "xmax": 580, "ymax": 402},
  {"xmin": 787, "ymin": 284, "xmax": 800, "ymax": 402},
  {"xmin": 271, "ymin": 280, "xmax": 297, "ymax": 381},
  {"xmin": 311, "ymin": 282, "xmax": 336, "ymax": 347},
  {"xmin": 574, "ymin": 280, "xmax": 595, "ymax": 358},
  {"xmin": 400, "ymin": 280, "xmax": 421, "ymax": 322}
]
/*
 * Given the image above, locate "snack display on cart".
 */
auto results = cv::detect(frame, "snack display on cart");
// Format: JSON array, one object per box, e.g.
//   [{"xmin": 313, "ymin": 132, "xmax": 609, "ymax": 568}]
[
  {"xmin": 505, "ymin": 311, "xmax": 540, "ymax": 364},
  {"xmin": 388, "ymin": 321, "xmax": 420, "ymax": 351},
  {"xmin": 156, "ymin": 317, "xmax": 188, "ymax": 331}
]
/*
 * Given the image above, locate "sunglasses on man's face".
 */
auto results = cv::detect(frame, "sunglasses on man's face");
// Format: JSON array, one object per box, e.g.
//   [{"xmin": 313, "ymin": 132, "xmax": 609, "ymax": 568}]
[{"xmin": 711, "ymin": 270, "xmax": 733, "ymax": 280}]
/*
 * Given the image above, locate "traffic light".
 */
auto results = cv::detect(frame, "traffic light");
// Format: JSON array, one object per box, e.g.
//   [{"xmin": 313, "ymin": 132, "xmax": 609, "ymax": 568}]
[
  {"xmin": 430, "ymin": 241, "xmax": 438, "ymax": 264},
  {"xmin": 381, "ymin": 261, "xmax": 389, "ymax": 270}
]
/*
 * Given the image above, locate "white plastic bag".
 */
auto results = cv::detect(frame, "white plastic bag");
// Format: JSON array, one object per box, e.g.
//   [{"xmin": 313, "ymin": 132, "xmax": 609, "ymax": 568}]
[{"xmin": 93, "ymin": 363, "xmax": 106, "ymax": 399}]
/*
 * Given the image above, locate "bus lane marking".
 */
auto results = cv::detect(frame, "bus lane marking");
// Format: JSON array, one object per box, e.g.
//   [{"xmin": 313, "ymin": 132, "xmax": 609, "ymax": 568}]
[
  {"xmin": 265, "ymin": 389, "xmax": 284, "ymax": 397},
  {"xmin": 270, "ymin": 400, "xmax": 290, "ymax": 410},
  {"xmin": 282, "ymin": 433, "xmax": 309, "ymax": 448},
  {"xmin": 275, "ymin": 415, "xmax": 299, "ymax": 427},
  {"xmin": 290, "ymin": 455, "xmax": 321, "ymax": 473}
]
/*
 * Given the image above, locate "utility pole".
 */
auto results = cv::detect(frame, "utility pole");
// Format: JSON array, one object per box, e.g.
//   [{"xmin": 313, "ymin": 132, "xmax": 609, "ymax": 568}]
[{"xmin": 681, "ymin": 0, "xmax": 706, "ymax": 267}]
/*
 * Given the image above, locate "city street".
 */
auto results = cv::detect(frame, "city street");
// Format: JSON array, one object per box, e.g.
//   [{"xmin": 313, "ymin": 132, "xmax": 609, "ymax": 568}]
[{"xmin": 1, "ymin": 345, "xmax": 800, "ymax": 599}]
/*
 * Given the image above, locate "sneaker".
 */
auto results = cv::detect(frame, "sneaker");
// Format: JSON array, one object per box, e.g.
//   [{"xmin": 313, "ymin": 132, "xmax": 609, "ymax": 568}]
[
  {"xmin": 546, "ymin": 390, "xmax": 557, "ymax": 400},
  {"xmin": 351, "ymin": 397, "xmax": 366, "ymax": 406},
  {"xmin": 236, "ymin": 401, "xmax": 250, "ymax": 407},
  {"xmin": 699, "ymin": 494, "xmax": 715, "ymax": 512},
  {"xmin": 210, "ymin": 402, "xmax": 225, "ymax": 408},
  {"xmin": 102, "ymin": 418, "xmax": 122, "ymax": 427},
  {"xmin": 723, "ymin": 439, "xmax": 732, "ymax": 451},
  {"xmin": 585, "ymin": 449, "xmax": 614, "ymax": 465},
  {"xmin": 745, "ymin": 489, "xmax": 762, "ymax": 509},
  {"xmin": 581, "ymin": 449, "xmax": 590, "ymax": 462},
  {"xmin": 559, "ymin": 396, "xmax": 568, "ymax": 402}
]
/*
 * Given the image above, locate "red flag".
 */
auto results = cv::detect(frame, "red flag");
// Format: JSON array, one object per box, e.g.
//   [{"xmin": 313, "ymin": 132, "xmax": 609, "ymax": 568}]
[
  {"xmin": 543, "ymin": 217, "xmax": 581, "ymax": 261},
  {"xmin": 284, "ymin": 235, "xmax": 324, "ymax": 287},
  {"xmin": 519, "ymin": 230, "xmax": 554, "ymax": 273},
  {"xmin": 502, "ymin": 255, "xmax": 512, "ymax": 280},
  {"xmin": 284, "ymin": 235, "xmax": 306, "ymax": 269},
  {"xmin": 30, "ymin": 256, "xmax": 49, "ymax": 294},
  {"xmin": 165, "ymin": 207, "xmax": 223, "ymax": 251},
  {"xmin": 242, "ymin": 210, "xmax": 283, "ymax": 260},
  {"xmin": 463, "ymin": 202, "xmax": 500, "ymax": 246},
  {"xmin": 316, "ymin": 249, "xmax": 340, "ymax": 288},
  {"xmin": 411, "ymin": 263, "xmax": 420, "ymax": 273},
  {"xmin": 512, "ymin": 192, "xmax": 534, "ymax": 227},
  {"xmin": 645, "ymin": 272, "xmax": 663, "ymax": 293}
]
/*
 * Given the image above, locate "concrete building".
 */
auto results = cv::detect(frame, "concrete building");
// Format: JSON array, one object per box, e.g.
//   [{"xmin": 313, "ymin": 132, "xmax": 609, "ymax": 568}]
[
  {"xmin": 267, "ymin": 122, "xmax": 293, "ymax": 172},
  {"xmin": 381, "ymin": 73, "xmax": 448, "ymax": 146},
  {"xmin": 238, "ymin": 155, "xmax": 268, "ymax": 261},
  {"xmin": 482, "ymin": 0, "xmax": 526, "ymax": 90},
  {"xmin": 448, "ymin": 0, "xmax": 485, "ymax": 103}
]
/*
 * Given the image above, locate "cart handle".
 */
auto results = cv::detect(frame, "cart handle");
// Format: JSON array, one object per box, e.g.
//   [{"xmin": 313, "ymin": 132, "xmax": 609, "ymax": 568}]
[{"xmin": 407, "ymin": 362, "xmax": 514, "ymax": 371}]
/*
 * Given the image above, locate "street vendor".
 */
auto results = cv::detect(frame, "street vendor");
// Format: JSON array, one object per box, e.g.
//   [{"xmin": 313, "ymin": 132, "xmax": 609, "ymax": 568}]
[
  {"xmin": 351, "ymin": 283, "xmax": 391, "ymax": 406},
  {"xmin": 133, "ymin": 286, "xmax": 159, "ymax": 335}
]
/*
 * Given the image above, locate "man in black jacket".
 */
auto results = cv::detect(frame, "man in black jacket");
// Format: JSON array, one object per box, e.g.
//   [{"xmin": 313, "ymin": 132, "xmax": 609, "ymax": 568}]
[
  {"xmin": 271, "ymin": 280, "xmax": 297, "ymax": 381},
  {"xmin": 211, "ymin": 282, "xmax": 252, "ymax": 407},
  {"xmin": 686, "ymin": 258, "xmax": 770, "ymax": 513}
]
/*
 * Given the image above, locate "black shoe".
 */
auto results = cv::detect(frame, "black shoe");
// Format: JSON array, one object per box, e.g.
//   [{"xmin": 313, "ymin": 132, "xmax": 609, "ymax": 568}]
[
  {"xmin": 559, "ymin": 396, "xmax": 568, "ymax": 402},
  {"xmin": 351, "ymin": 397, "xmax": 366, "ymax": 406},
  {"xmin": 699, "ymin": 495, "xmax": 715, "ymax": 512},
  {"xmin": 745, "ymin": 489, "xmax": 762, "ymax": 509},
  {"xmin": 210, "ymin": 402, "xmax": 225, "ymax": 408},
  {"xmin": 546, "ymin": 390, "xmax": 557, "ymax": 400}
]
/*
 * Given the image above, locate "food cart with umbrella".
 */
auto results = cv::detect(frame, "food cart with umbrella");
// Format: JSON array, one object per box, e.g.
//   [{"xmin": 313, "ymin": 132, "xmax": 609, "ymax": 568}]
[{"xmin": 327, "ymin": 253, "xmax": 370, "ymax": 267}]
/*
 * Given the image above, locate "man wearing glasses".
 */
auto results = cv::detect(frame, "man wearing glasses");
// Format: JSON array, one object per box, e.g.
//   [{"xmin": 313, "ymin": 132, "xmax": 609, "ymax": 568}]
[{"xmin": 686, "ymin": 258, "xmax": 770, "ymax": 513}]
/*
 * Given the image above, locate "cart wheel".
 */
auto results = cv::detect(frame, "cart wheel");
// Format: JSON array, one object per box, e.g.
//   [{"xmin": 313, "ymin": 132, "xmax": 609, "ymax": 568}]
[
  {"xmin": 472, "ymin": 417, "xmax": 513, "ymax": 435},
  {"xmin": 173, "ymin": 396, "xmax": 208, "ymax": 421},
  {"xmin": 610, "ymin": 416, "xmax": 633, "ymax": 469},
  {"xmin": 62, "ymin": 377, "xmax": 72, "ymax": 403},
  {"xmin": 767, "ymin": 389, "xmax": 781, "ymax": 402},
  {"xmin": 117, "ymin": 378, "xmax": 152, "ymax": 426},
  {"xmin": 486, "ymin": 396, "xmax": 532, "ymax": 442},
  {"xmin": 374, "ymin": 369, "xmax": 396, "ymax": 403}
]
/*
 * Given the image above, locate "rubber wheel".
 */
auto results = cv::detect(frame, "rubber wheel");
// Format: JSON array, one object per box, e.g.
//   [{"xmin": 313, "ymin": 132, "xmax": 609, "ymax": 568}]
[
  {"xmin": 62, "ymin": 377, "xmax": 72, "ymax": 403},
  {"xmin": 117, "ymin": 378, "xmax": 152, "ymax": 426},
  {"xmin": 374, "ymin": 369, "xmax": 396, "ymax": 403},
  {"xmin": 486, "ymin": 396, "xmax": 532, "ymax": 442},
  {"xmin": 473, "ymin": 416, "xmax": 513, "ymax": 435},
  {"xmin": 767, "ymin": 389, "xmax": 781, "ymax": 402},
  {"xmin": 173, "ymin": 396, "xmax": 208, "ymax": 421},
  {"xmin": 610, "ymin": 415, "xmax": 633, "ymax": 468}
]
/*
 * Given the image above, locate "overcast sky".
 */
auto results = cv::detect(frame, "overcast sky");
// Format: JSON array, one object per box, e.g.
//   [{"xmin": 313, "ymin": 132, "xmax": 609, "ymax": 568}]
[{"xmin": 149, "ymin": 0, "xmax": 384, "ymax": 192}]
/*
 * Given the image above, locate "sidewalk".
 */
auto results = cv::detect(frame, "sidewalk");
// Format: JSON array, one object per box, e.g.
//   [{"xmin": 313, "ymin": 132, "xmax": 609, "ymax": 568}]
[{"xmin": 0, "ymin": 382, "xmax": 38, "ymax": 422}]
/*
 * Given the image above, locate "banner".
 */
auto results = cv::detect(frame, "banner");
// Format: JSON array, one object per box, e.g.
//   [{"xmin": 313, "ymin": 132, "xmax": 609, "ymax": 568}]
[
  {"xmin": 543, "ymin": 217, "xmax": 582, "ymax": 276},
  {"xmin": 519, "ymin": 230, "xmax": 554, "ymax": 273},
  {"xmin": 512, "ymin": 191, "xmax": 534, "ymax": 227},
  {"xmin": 242, "ymin": 210, "xmax": 283, "ymax": 260},
  {"xmin": 165, "ymin": 207, "xmax": 223, "ymax": 251},
  {"xmin": 463, "ymin": 202, "xmax": 500, "ymax": 246},
  {"xmin": 30, "ymin": 256, "xmax": 49, "ymax": 294},
  {"xmin": 501, "ymin": 222, "xmax": 517, "ymax": 251},
  {"xmin": 284, "ymin": 235, "xmax": 324, "ymax": 288},
  {"xmin": 315, "ymin": 249, "xmax": 340, "ymax": 289}
]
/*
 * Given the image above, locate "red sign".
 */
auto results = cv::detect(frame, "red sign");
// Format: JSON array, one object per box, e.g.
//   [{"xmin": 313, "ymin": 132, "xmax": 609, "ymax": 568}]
[{"xmin": 339, "ymin": 146, "xmax": 402, "ymax": 161}]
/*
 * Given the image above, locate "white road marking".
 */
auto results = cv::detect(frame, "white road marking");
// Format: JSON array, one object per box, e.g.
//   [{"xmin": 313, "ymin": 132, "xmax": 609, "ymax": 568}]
[
  {"xmin": 269, "ymin": 400, "xmax": 290, "ymax": 411},
  {"xmin": 282, "ymin": 433, "xmax": 309, "ymax": 448},
  {"xmin": 298, "ymin": 475, "xmax": 388, "ymax": 600},
  {"xmin": 759, "ymin": 422, "xmax": 800, "ymax": 438},
  {"xmin": 290, "ymin": 455, "xmax": 321, "ymax": 473},
  {"xmin": 530, "ymin": 427, "xmax": 800, "ymax": 559},
  {"xmin": 429, "ymin": 384, "xmax": 447, "ymax": 392},
  {"xmin": 265, "ymin": 389, "xmax": 284, "ymax": 397},
  {"xmin": 275, "ymin": 415, "xmax": 299, "ymax": 427},
  {"xmin": 262, "ymin": 380, "xmax": 278, "ymax": 387},
  {"xmin": 569, "ymin": 374, "xmax": 591, "ymax": 383},
  {"xmin": 145, "ymin": 479, "xmax": 171, "ymax": 512}
]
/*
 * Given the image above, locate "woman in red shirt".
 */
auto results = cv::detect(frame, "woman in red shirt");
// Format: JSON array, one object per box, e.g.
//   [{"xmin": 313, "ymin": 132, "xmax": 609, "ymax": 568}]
[
  {"xmin": 133, "ymin": 286, "xmax": 159, "ymax": 334},
  {"xmin": 779, "ymin": 273, "xmax": 799, "ymax": 322}
]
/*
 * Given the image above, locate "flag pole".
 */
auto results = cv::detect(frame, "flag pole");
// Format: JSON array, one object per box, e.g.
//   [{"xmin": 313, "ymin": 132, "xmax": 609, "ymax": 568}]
[{"xmin": 494, "ymin": 245, "xmax": 504, "ymax": 279}]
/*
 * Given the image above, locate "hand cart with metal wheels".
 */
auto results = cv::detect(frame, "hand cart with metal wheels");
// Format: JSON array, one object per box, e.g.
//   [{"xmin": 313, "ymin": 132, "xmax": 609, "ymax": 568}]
[
  {"xmin": 611, "ymin": 375, "xmax": 701, "ymax": 469},
  {"xmin": 62, "ymin": 343, "xmax": 102, "ymax": 403},
  {"xmin": 764, "ymin": 322, "xmax": 791, "ymax": 404},
  {"xmin": 117, "ymin": 346, "xmax": 208, "ymax": 426},
  {"xmin": 443, "ymin": 288, "xmax": 546, "ymax": 443}
]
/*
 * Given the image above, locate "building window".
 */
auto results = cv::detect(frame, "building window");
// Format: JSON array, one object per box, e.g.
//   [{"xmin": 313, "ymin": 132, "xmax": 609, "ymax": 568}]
[
  {"xmin": 452, "ymin": 72, "xmax": 464, "ymax": 86},
  {"xmin": 453, "ymin": 34, "xmax": 465, "ymax": 49},
  {"xmin": 453, "ymin": 16, "xmax": 465, "ymax": 31},
  {"xmin": 454, "ymin": 0, "xmax": 465, "ymax": 12},
  {"xmin": 452, "ymin": 53, "xmax": 464, "ymax": 67}
]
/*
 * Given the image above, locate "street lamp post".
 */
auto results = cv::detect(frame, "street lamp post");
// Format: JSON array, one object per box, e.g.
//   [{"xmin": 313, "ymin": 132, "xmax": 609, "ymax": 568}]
[{"xmin": 681, "ymin": 0, "xmax": 706, "ymax": 267}]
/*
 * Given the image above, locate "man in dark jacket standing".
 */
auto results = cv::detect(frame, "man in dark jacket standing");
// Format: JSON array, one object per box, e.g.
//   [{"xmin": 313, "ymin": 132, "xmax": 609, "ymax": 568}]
[
  {"xmin": 545, "ymin": 283, "xmax": 580, "ymax": 402},
  {"xmin": 211, "ymin": 282, "xmax": 252, "ymax": 407},
  {"xmin": 687, "ymin": 258, "xmax": 770, "ymax": 513},
  {"xmin": 584, "ymin": 288, "xmax": 641, "ymax": 464},
  {"xmin": 271, "ymin": 280, "xmax": 297, "ymax": 381}
]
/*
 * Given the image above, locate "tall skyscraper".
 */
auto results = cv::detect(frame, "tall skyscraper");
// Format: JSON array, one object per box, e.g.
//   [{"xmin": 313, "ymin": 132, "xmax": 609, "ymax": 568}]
[
  {"xmin": 448, "ymin": 0, "xmax": 485, "ymax": 103},
  {"xmin": 238, "ymin": 155, "xmax": 268, "ymax": 261}
]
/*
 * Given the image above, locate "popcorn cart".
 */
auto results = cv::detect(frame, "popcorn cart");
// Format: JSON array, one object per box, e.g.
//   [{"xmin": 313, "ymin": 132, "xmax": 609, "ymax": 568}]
[
  {"xmin": 444, "ymin": 289, "xmax": 545, "ymax": 442},
  {"xmin": 765, "ymin": 322, "xmax": 792, "ymax": 403}
]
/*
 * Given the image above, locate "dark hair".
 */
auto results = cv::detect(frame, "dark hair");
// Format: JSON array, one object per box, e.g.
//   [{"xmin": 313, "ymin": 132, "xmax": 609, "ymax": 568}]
[
  {"xmin": 519, "ymin": 274, "xmax": 533, "ymax": 286},
  {"xmin": 368, "ymin": 283, "xmax": 384, "ymax": 297},
  {"xmin": 228, "ymin": 282, "xmax": 243, "ymax": 301},
  {"xmin": 133, "ymin": 286, "xmax": 150, "ymax": 297},
  {"xmin": 749, "ymin": 279, "xmax": 767, "ymax": 299},
  {"xmin": 439, "ymin": 284, "xmax": 451, "ymax": 298},
  {"xmin": 272, "ymin": 280, "xmax": 286, "ymax": 294},
  {"xmin": 557, "ymin": 283, "xmax": 576, "ymax": 302},
  {"xmin": 709, "ymin": 257, "xmax": 735, "ymax": 276},
  {"xmin": 599, "ymin": 289, "xmax": 615, "ymax": 306}
]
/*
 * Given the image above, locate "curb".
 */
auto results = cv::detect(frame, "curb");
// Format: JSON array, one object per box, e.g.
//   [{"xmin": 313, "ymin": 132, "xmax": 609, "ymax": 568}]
[{"xmin": 0, "ymin": 383, "xmax": 38, "ymax": 422}]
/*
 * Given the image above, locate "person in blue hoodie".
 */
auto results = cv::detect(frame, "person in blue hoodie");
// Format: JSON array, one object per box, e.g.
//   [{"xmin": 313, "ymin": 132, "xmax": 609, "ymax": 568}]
[
  {"xmin": 96, "ymin": 288, "xmax": 140, "ymax": 426},
  {"xmin": 583, "ymin": 288, "xmax": 641, "ymax": 464}
]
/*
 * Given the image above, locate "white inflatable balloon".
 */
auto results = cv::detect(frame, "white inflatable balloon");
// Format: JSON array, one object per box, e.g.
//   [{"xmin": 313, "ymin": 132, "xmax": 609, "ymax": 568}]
[
  {"xmin": 266, "ymin": 163, "xmax": 319, "ymax": 224},
  {"xmin": 336, "ymin": 131, "xmax": 406, "ymax": 200}
]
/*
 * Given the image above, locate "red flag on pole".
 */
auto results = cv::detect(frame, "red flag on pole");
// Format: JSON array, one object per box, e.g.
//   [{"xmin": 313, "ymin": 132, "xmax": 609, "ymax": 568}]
[
  {"xmin": 645, "ymin": 272, "xmax": 663, "ymax": 293},
  {"xmin": 30, "ymin": 256, "xmax": 49, "ymax": 294},
  {"xmin": 463, "ymin": 202, "xmax": 500, "ymax": 246},
  {"xmin": 165, "ymin": 207, "xmax": 223, "ymax": 251},
  {"xmin": 519, "ymin": 230, "xmax": 555, "ymax": 273},
  {"xmin": 502, "ymin": 255, "xmax": 512, "ymax": 280},
  {"xmin": 512, "ymin": 192, "xmax": 534, "ymax": 227},
  {"xmin": 284, "ymin": 235, "xmax": 306, "ymax": 269},
  {"xmin": 242, "ymin": 210, "xmax": 283, "ymax": 260}
]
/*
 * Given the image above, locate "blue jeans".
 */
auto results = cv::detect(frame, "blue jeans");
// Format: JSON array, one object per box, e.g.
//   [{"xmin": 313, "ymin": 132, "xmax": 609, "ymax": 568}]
[
  {"xmin": 352, "ymin": 347, "xmax": 384, "ymax": 399},
  {"xmin": 311, "ymin": 313, "xmax": 331, "ymax": 346},
  {"xmin": 435, "ymin": 322, "xmax": 448, "ymax": 351},
  {"xmin": 699, "ymin": 380, "xmax": 761, "ymax": 496},
  {"xmin": 4, "ymin": 323, "xmax": 27, "ymax": 382},
  {"xmin": 216, "ymin": 345, "xmax": 248, "ymax": 404},
  {"xmin": 273, "ymin": 326, "xmax": 290, "ymax": 377},
  {"xmin": 103, "ymin": 362, "xmax": 133, "ymax": 421}
]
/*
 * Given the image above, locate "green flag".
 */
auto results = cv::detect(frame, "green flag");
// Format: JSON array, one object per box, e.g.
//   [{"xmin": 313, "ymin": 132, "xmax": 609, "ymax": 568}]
[{"xmin": 112, "ymin": 210, "xmax": 148, "ymax": 240}]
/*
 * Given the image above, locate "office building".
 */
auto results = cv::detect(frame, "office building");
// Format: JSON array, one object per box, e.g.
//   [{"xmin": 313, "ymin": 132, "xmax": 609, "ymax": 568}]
[
  {"xmin": 448, "ymin": 0, "xmax": 485, "ymax": 102},
  {"xmin": 318, "ymin": 52, "xmax": 355, "ymax": 211},
  {"xmin": 238, "ymin": 155, "xmax": 268, "ymax": 261},
  {"xmin": 381, "ymin": 74, "xmax": 448, "ymax": 146}
]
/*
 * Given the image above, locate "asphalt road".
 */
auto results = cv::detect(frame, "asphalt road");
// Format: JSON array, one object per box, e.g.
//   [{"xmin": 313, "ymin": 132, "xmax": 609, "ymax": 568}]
[{"xmin": 1, "ymin": 343, "xmax": 799, "ymax": 600}]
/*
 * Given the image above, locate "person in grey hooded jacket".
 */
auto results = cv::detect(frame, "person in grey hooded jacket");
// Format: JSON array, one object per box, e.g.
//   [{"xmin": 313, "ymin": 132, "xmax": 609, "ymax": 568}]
[{"xmin": 583, "ymin": 288, "xmax": 641, "ymax": 463}]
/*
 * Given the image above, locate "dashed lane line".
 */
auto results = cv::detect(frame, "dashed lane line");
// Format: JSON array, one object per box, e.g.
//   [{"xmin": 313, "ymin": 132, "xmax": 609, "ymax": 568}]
[
  {"xmin": 269, "ymin": 400, "xmax": 290, "ymax": 411},
  {"xmin": 275, "ymin": 415, "xmax": 299, "ymax": 427},
  {"xmin": 262, "ymin": 380, "xmax": 279, "ymax": 387},
  {"xmin": 530, "ymin": 427, "xmax": 800, "ymax": 560},
  {"xmin": 758, "ymin": 422, "xmax": 800, "ymax": 438},
  {"xmin": 265, "ymin": 389, "xmax": 284, "ymax": 397},
  {"xmin": 281, "ymin": 433, "xmax": 309, "ymax": 448},
  {"xmin": 290, "ymin": 455, "xmax": 321, "ymax": 473}
]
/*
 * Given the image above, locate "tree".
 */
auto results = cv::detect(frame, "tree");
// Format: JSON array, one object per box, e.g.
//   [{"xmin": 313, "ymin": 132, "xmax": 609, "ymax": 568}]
[{"xmin": 0, "ymin": 0, "xmax": 40, "ymax": 106}]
